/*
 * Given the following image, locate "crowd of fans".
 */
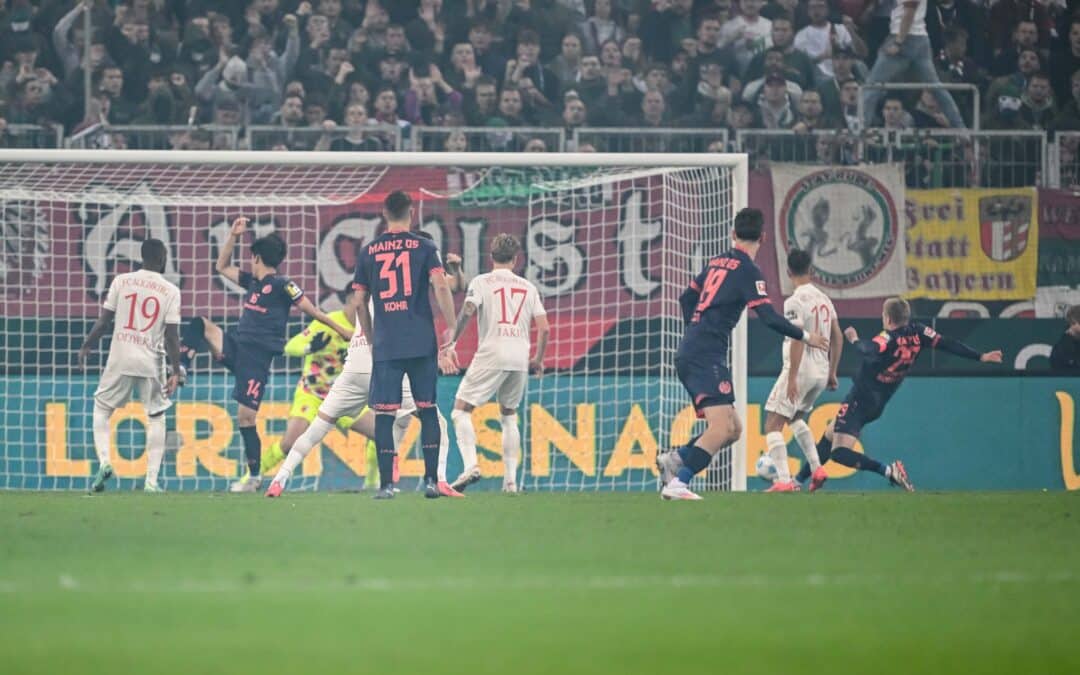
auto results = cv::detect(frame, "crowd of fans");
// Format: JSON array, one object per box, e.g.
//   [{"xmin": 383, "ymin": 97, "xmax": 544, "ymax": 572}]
[{"xmin": 0, "ymin": 0, "xmax": 1078, "ymax": 162}]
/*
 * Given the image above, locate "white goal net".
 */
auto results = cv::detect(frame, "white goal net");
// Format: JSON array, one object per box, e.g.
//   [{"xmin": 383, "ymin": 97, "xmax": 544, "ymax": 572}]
[{"xmin": 0, "ymin": 150, "xmax": 747, "ymax": 492}]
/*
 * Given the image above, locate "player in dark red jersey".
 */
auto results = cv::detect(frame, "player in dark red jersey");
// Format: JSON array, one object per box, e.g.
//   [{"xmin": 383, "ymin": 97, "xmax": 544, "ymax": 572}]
[
  {"xmin": 351, "ymin": 191, "xmax": 459, "ymax": 499},
  {"xmin": 796, "ymin": 297, "xmax": 1003, "ymax": 491},
  {"xmin": 179, "ymin": 217, "xmax": 352, "ymax": 492},
  {"xmin": 656, "ymin": 208, "xmax": 830, "ymax": 500}
]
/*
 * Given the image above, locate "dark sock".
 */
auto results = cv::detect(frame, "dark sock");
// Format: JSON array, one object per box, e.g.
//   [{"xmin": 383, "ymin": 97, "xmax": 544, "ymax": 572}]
[
  {"xmin": 417, "ymin": 407, "xmax": 440, "ymax": 482},
  {"xmin": 239, "ymin": 426, "xmax": 261, "ymax": 477},
  {"xmin": 676, "ymin": 445, "xmax": 713, "ymax": 483},
  {"xmin": 830, "ymin": 446, "xmax": 886, "ymax": 476},
  {"xmin": 676, "ymin": 435, "xmax": 701, "ymax": 463},
  {"xmin": 796, "ymin": 436, "xmax": 833, "ymax": 482},
  {"xmin": 375, "ymin": 414, "xmax": 396, "ymax": 489}
]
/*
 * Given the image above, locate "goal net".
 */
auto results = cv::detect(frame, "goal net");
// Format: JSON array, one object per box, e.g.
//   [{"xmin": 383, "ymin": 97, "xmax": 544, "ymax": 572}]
[{"xmin": 0, "ymin": 150, "xmax": 747, "ymax": 492}]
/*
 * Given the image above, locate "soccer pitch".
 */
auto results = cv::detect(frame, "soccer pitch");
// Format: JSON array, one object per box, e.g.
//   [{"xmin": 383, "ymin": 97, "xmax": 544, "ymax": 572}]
[{"xmin": 2, "ymin": 492, "xmax": 1078, "ymax": 675}]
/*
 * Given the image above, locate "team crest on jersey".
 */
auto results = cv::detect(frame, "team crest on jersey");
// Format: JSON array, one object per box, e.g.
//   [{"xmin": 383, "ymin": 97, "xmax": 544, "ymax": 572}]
[
  {"xmin": 756, "ymin": 280, "xmax": 767, "ymax": 296},
  {"xmin": 718, "ymin": 381, "xmax": 732, "ymax": 395},
  {"xmin": 780, "ymin": 169, "xmax": 900, "ymax": 290},
  {"xmin": 978, "ymin": 195, "xmax": 1032, "ymax": 262}
]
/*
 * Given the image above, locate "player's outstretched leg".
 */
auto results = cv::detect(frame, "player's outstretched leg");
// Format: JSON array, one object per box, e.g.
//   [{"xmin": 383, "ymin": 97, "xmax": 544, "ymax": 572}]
[
  {"xmin": 662, "ymin": 407, "xmax": 741, "ymax": 500},
  {"xmin": 827, "ymin": 432, "xmax": 914, "ymax": 492},
  {"xmin": 501, "ymin": 409, "xmax": 521, "ymax": 493},
  {"xmin": 265, "ymin": 414, "xmax": 337, "ymax": 497},
  {"xmin": 796, "ymin": 432, "xmax": 833, "ymax": 489},
  {"xmin": 90, "ymin": 401, "xmax": 114, "ymax": 493},
  {"xmin": 144, "ymin": 411, "xmax": 167, "ymax": 492}
]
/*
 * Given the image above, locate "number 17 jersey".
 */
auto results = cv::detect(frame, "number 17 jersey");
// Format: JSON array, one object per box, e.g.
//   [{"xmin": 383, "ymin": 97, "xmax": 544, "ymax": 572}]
[
  {"xmin": 352, "ymin": 230, "xmax": 445, "ymax": 362},
  {"xmin": 466, "ymin": 269, "xmax": 546, "ymax": 371}
]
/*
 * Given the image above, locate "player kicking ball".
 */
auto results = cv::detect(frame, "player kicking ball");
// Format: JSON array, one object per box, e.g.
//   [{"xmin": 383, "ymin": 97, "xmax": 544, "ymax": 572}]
[
  {"xmin": 655, "ymin": 208, "xmax": 829, "ymax": 500},
  {"xmin": 761, "ymin": 249, "xmax": 842, "ymax": 493},
  {"xmin": 79, "ymin": 239, "xmax": 183, "ymax": 493},
  {"xmin": 179, "ymin": 217, "xmax": 351, "ymax": 492},
  {"xmin": 794, "ymin": 297, "xmax": 1003, "ymax": 491},
  {"xmin": 441, "ymin": 234, "xmax": 549, "ymax": 493}
]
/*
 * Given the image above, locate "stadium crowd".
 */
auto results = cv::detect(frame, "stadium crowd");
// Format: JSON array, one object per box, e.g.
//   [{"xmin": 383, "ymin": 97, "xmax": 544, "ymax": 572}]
[{"xmin": 0, "ymin": 0, "xmax": 1076, "ymax": 162}]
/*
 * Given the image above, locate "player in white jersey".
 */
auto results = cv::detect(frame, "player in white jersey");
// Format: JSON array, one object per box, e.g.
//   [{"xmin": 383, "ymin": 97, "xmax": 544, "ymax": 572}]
[
  {"xmin": 78, "ymin": 239, "xmax": 183, "ymax": 493},
  {"xmin": 265, "ymin": 294, "xmax": 458, "ymax": 497},
  {"xmin": 762, "ymin": 249, "xmax": 842, "ymax": 492},
  {"xmin": 442, "ymin": 234, "xmax": 549, "ymax": 493}
]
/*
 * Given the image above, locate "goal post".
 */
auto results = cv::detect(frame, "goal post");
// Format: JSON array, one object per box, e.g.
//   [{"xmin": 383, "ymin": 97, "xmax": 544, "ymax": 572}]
[{"xmin": 0, "ymin": 149, "xmax": 748, "ymax": 492}]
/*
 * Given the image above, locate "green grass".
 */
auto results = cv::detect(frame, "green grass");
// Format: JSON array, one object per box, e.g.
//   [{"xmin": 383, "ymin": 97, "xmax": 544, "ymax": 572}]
[{"xmin": 2, "ymin": 491, "xmax": 1079, "ymax": 675}]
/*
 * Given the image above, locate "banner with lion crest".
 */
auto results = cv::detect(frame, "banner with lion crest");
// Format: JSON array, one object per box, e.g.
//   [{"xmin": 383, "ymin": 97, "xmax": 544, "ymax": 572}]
[{"xmin": 772, "ymin": 164, "xmax": 907, "ymax": 299}]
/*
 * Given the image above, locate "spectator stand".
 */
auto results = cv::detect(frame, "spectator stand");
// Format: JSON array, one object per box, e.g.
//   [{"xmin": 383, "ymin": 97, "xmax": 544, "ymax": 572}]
[
  {"xmin": 66, "ymin": 125, "xmax": 242, "ymax": 151},
  {"xmin": 411, "ymin": 126, "xmax": 565, "ymax": 153},
  {"xmin": 571, "ymin": 127, "xmax": 728, "ymax": 154},
  {"xmin": 858, "ymin": 83, "xmax": 982, "ymax": 130},
  {"xmin": 247, "ymin": 124, "xmax": 403, "ymax": 152},
  {"xmin": 0, "ymin": 124, "xmax": 63, "ymax": 149}
]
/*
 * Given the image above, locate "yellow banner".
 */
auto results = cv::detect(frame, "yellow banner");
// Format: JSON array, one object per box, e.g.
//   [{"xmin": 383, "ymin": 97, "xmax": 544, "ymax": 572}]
[{"xmin": 905, "ymin": 188, "xmax": 1039, "ymax": 300}]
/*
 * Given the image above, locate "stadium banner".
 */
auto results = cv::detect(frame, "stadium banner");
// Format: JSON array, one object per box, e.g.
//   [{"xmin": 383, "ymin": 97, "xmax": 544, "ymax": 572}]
[
  {"xmin": 1036, "ymin": 188, "xmax": 1080, "ymax": 289},
  {"xmin": 906, "ymin": 188, "xmax": 1039, "ymax": 300},
  {"xmin": 6, "ymin": 375, "xmax": 1076, "ymax": 492},
  {"xmin": 770, "ymin": 164, "xmax": 907, "ymax": 299}
]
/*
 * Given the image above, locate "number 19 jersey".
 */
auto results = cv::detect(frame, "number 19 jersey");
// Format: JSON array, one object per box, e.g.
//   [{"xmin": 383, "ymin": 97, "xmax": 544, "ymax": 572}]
[
  {"xmin": 352, "ymin": 231, "xmax": 444, "ymax": 362},
  {"xmin": 678, "ymin": 246, "xmax": 769, "ymax": 360},
  {"xmin": 102, "ymin": 269, "xmax": 182, "ymax": 377},
  {"xmin": 465, "ymin": 269, "xmax": 546, "ymax": 371}
]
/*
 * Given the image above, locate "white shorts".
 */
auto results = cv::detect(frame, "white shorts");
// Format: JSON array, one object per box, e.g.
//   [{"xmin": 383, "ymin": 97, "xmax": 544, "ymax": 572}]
[
  {"xmin": 764, "ymin": 368, "xmax": 828, "ymax": 419},
  {"xmin": 318, "ymin": 370, "xmax": 371, "ymax": 421},
  {"xmin": 94, "ymin": 370, "xmax": 172, "ymax": 416},
  {"xmin": 455, "ymin": 368, "xmax": 527, "ymax": 409}
]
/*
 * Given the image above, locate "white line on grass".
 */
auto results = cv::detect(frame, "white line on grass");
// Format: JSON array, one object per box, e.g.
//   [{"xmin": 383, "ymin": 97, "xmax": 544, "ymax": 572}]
[{"xmin": 0, "ymin": 571, "xmax": 1073, "ymax": 594}]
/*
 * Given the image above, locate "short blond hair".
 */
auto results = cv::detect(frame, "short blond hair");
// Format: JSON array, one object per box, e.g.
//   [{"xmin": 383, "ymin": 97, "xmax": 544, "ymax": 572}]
[
  {"xmin": 883, "ymin": 297, "xmax": 911, "ymax": 326},
  {"xmin": 490, "ymin": 233, "xmax": 521, "ymax": 263}
]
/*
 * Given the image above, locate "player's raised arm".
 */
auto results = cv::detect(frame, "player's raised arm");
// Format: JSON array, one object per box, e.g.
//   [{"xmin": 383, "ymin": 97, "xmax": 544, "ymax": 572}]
[
  {"xmin": 295, "ymin": 296, "xmax": 353, "ymax": 342},
  {"xmin": 918, "ymin": 324, "xmax": 1003, "ymax": 363},
  {"xmin": 215, "ymin": 217, "xmax": 247, "ymax": 285},
  {"xmin": 444, "ymin": 252, "xmax": 467, "ymax": 293}
]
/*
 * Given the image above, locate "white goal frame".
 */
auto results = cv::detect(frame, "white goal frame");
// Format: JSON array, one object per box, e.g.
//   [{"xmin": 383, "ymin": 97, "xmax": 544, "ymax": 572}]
[{"xmin": 0, "ymin": 149, "xmax": 748, "ymax": 492}]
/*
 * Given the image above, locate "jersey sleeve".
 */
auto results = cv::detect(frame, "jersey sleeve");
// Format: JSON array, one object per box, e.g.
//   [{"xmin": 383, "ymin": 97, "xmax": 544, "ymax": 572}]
[
  {"xmin": 165, "ymin": 287, "xmax": 181, "ymax": 325},
  {"xmin": 281, "ymin": 278, "xmax": 304, "ymax": 305},
  {"xmin": 425, "ymin": 244, "xmax": 445, "ymax": 279},
  {"xmin": 741, "ymin": 264, "xmax": 770, "ymax": 310},
  {"xmin": 915, "ymin": 322, "xmax": 941, "ymax": 348},
  {"xmin": 351, "ymin": 251, "xmax": 372, "ymax": 293},
  {"xmin": 867, "ymin": 330, "xmax": 893, "ymax": 354},
  {"xmin": 237, "ymin": 270, "xmax": 254, "ymax": 288},
  {"xmin": 464, "ymin": 277, "xmax": 482, "ymax": 308},
  {"xmin": 103, "ymin": 277, "xmax": 120, "ymax": 312},
  {"xmin": 782, "ymin": 295, "xmax": 803, "ymax": 328}
]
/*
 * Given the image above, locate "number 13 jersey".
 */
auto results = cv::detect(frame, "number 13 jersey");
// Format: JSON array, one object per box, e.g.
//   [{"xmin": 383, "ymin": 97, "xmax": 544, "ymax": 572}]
[
  {"xmin": 465, "ymin": 269, "xmax": 546, "ymax": 371},
  {"xmin": 102, "ymin": 269, "xmax": 182, "ymax": 377},
  {"xmin": 352, "ymin": 231, "xmax": 444, "ymax": 362}
]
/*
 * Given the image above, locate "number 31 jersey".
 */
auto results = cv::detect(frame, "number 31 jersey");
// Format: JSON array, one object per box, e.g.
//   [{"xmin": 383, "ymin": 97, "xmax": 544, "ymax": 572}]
[
  {"xmin": 352, "ymin": 231, "xmax": 444, "ymax": 362},
  {"xmin": 102, "ymin": 269, "xmax": 182, "ymax": 377},
  {"xmin": 465, "ymin": 269, "xmax": 546, "ymax": 372}
]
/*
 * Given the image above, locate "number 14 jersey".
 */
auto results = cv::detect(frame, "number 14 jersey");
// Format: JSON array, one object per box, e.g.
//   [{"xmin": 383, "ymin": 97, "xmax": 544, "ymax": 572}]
[
  {"xmin": 102, "ymin": 269, "xmax": 182, "ymax": 377},
  {"xmin": 465, "ymin": 269, "xmax": 546, "ymax": 371}
]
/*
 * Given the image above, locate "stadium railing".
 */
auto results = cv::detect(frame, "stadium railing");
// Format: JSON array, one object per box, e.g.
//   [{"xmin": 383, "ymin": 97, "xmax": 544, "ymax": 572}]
[
  {"xmin": 411, "ymin": 125, "xmax": 565, "ymax": 152},
  {"xmin": 65, "ymin": 124, "xmax": 242, "ymax": 150},
  {"xmin": 1, "ymin": 124, "xmax": 63, "ymax": 149},
  {"xmin": 858, "ymin": 82, "xmax": 981, "ymax": 130},
  {"xmin": 247, "ymin": 124, "xmax": 403, "ymax": 151},
  {"xmin": 572, "ymin": 127, "xmax": 729, "ymax": 153},
  {"xmin": 1049, "ymin": 131, "xmax": 1080, "ymax": 189},
  {"xmin": 735, "ymin": 128, "xmax": 1048, "ymax": 188}
]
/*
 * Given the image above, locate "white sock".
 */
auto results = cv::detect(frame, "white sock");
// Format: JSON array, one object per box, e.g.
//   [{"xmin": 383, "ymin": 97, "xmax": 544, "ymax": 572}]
[
  {"xmin": 451, "ymin": 409, "xmax": 478, "ymax": 474},
  {"xmin": 274, "ymin": 416, "xmax": 334, "ymax": 484},
  {"xmin": 766, "ymin": 431, "xmax": 792, "ymax": 482},
  {"xmin": 790, "ymin": 419, "xmax": 820, "ymax": 471},
  {"xmin": 502, "ymin": 414, "xmax": 520, "ymax": 486},
  {"xmin": 145, "ymin": 414, "xmax": 166, "ymax": 484},
  {"xmin": 92, "ymin": 402, "xmax": 113, "ymax": 468},
  {"xmin": 437, "ymin": 410, "xmax": 449, "ymax": 482}
]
